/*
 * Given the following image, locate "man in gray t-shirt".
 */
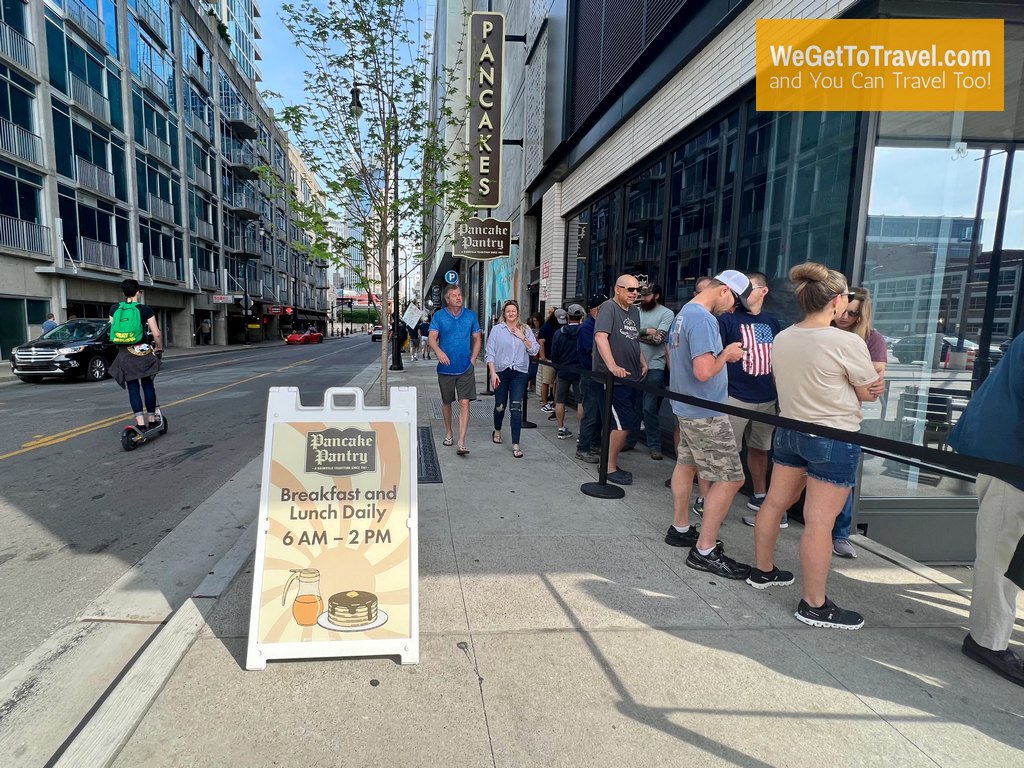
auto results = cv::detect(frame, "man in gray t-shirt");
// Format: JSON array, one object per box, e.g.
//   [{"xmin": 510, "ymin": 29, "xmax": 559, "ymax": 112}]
[
  {"xmin": 664, "ymin": 270, "xmax": 751, "ymax": 581},
  {"xmin": 593, "ymin": 274, "xmax": 647, "ymax": 486}
]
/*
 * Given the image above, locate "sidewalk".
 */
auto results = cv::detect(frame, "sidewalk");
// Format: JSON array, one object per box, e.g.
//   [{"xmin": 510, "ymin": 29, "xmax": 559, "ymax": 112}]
[{"xmin": 70, "ymin": 355, "xmax": 1024, "ymax": 767}]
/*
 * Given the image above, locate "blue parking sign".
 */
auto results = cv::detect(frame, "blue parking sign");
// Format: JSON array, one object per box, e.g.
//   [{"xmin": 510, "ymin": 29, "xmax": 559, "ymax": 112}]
[{"xmin": 444, "ymin": 270, "xmax": 459, "ymax": 285}]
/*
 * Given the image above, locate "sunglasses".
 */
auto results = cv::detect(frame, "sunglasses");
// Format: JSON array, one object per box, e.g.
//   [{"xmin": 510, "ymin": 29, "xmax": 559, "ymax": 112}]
[
  {"xmin": 617, "ymin": 285, "xmax": 640, "ymax": 293},
  {"xmin": 842, "ymin": 309, "xmax": 862, "ymax": 318}
]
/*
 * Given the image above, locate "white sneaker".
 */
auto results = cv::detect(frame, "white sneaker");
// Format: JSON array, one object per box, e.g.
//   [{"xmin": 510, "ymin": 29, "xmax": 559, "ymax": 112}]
[{"xmin": 540, "ymin": 403, "xmax": 554, "ymax": 413}]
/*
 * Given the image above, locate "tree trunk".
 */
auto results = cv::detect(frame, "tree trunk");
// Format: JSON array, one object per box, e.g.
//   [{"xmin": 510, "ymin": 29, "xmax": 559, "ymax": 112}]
[{"xmin": 378, "ymin": 232, "xmax": 390, "ymax": 405}]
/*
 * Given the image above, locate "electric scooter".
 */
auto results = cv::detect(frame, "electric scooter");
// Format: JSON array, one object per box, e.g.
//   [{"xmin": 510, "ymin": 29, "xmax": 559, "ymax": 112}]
[{"xmin": 121, "ymin": 409, "xmax": 168, "ymax": 451}]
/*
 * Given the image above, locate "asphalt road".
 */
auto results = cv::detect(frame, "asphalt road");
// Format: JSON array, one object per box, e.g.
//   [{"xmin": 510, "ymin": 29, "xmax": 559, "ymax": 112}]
[{"xmin": 0, "ymin": 336, "xmax": 379, "ymax": 679}]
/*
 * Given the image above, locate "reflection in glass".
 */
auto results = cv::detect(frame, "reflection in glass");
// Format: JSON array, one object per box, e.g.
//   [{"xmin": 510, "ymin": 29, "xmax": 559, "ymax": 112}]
[
  {"xmin": 622, "ymin": 160, "xmax": 665, "ymax": 288},
  {"xmin": 861, "ymin": 144, "xmax": 1022, "ymax": 500},
  {"xmin": 587, "ymin": 192, "xmax": 617, "ymax": 300}
]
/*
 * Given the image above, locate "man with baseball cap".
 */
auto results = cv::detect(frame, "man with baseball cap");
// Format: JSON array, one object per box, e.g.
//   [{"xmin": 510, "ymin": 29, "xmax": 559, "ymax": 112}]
[
  {"xmin": 549, "ymin": 304, "xmax": 587, "ymax": 439},
  {"xmin": 665, "ymin": 270, "xmax": 751, "ymax": 579}
]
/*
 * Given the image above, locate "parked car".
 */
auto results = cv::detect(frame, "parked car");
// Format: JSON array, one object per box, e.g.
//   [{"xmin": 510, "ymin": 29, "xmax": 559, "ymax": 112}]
[
  {"xmin": 10, "ymin": 319, "xmax": 117, "ymax": 383},
  {"xmin": 892, "ymin": 334, "xmax": 981, "ymax": 365},
  {"xmin": 892, "ymin": 333, "xmax": 1003, "ymax": 366},
  {"xmin": 285, "ymin": 329, "xmax": 324, "ymax": 344},
  {"xmin": 370, "ymin": 325, "xmax": 383, "ymax": 342}
]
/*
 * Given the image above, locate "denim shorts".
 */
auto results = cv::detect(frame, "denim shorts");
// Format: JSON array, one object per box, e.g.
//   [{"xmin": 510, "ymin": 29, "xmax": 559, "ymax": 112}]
[{"xmin": 771, "ymin": 427, "xmax": 861, "ymax": 488}]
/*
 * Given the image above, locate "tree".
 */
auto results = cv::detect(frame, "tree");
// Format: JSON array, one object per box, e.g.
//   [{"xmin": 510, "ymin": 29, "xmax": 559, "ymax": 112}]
[{"xmin": 268, "ymin": 0, "xmax": 473, "ymax": 403}]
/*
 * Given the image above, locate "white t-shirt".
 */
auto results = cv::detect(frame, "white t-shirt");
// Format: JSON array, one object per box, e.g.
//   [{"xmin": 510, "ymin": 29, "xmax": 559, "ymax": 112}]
[{"xmin": 771, "ymin": 325, "xmax": 879, "ymax": 432}]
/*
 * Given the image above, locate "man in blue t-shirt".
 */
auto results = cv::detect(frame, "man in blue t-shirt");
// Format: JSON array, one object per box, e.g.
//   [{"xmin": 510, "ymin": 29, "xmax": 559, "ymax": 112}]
[
  {"xmin": 717, "ymin": 271, "xmax": 784, "ymax": 522},
  {"xmin": 665, "ymin": 270, "xmax": 750, "ymax": 580},
  {"xmin": 428, "ymin": 285, "xmax": 482, "ymax": 455},
  {"xmin": 949, "ymin": 332, "xmax": 1024, "ymax": 687}
]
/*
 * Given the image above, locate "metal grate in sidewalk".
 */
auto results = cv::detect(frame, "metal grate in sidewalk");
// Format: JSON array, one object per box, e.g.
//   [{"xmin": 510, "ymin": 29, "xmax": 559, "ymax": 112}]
[{"xmin": 417, "ymin": 426, "xmax": 443, "ymax": 484}]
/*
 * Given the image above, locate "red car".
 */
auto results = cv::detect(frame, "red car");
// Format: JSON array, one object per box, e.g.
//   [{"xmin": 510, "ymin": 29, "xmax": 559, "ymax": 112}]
[{"xmin": 285, "ymin": 329, "xmax": 324, "ymax": 344}]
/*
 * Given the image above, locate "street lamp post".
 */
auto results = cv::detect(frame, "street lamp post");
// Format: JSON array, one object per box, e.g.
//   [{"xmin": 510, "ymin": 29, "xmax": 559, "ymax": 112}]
[{"xmin": 350, "ymin": 83, "xmax": 403, "ymax": 371}]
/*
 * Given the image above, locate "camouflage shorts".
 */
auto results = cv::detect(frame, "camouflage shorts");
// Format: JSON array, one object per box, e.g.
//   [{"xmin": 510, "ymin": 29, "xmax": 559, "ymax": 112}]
[{"xmin": 675, "ymin": 416, "xmax": 745, "ymax": 482}]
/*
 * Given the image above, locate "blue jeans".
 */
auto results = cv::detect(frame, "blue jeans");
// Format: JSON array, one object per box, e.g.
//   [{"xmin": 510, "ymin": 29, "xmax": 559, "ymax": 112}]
[
  {"xmin": 493, "ymin": 368, "xmax": 529, "ymax": 444},
  {"xmin": 833, "ymin": 493, "xmax": 854, "ymax": 539},
  {"xmin": 126, "ymin": 376, "xmax": 157, "ymax": 416},
  {"xmin": 629, "ymin": 368, "xmax": 665, "ymax": 450},
  {"xmin": 772, "ymin": 427, "xmax": 860, "ymax": 488},
  {"xmin": 576, "ymin": 374, "xmax": 603, "ymax": 454}
]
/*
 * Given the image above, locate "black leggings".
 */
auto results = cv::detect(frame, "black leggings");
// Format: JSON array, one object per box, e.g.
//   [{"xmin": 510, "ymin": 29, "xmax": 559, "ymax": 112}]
[{"xmin": 126, "ymin": 376, "xmax": 157, "ymax": 417}]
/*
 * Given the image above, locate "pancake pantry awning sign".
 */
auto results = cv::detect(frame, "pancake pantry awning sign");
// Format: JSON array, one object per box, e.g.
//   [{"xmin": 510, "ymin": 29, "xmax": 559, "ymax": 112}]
[{"xmin": 246, "ymin": 387, "xmax": 419, "ymax": 669}]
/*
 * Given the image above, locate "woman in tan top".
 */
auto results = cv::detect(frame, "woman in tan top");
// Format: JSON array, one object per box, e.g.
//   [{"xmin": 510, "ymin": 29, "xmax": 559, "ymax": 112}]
[{"xmin": 745, "ymin": 263, "xmax": 883, "ymax": 630}]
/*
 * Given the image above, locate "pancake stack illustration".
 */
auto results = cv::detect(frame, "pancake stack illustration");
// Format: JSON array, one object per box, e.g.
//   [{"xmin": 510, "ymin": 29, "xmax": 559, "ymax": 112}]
[{"xmin": 327, "ymin": 590, "xmax": 378, "ymax": 628}]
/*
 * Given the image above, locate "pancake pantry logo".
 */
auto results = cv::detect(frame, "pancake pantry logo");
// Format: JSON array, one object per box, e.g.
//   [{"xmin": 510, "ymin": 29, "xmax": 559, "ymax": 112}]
[{"xmin": 305, "ymin": 427, "xmax": 376, "ymax": 477}]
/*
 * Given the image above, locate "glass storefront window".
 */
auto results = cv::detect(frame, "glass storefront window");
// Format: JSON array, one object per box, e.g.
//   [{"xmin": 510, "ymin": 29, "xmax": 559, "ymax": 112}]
[
  {"xmin": 861, "ymin": 142, "xmax": 1023, "ymax": 499},
  {"xmin": 738, "ymin": 106, "xmax": 858, "ymax": 326},
  {"xmin": 586, "ymin": 191, "xmax": 618, "ymax": 300},
  {"xmin": 665, "ymin": 117, "xmax": 733, "ymax": 306},
  {"xmin": 622, "ymin": 160, "xmax": 665, "ymax": 287}
]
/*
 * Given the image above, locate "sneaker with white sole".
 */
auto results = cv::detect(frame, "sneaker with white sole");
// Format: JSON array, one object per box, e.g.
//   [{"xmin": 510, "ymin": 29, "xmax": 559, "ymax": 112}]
[
  {"xmin": 746, "ymin": 494, "xmax": 766, "ymax": 511},
  {"xmin": 741, "ymin": 513, "xmax": 788, "ymax": 528},
  {"xmin": 691, "ymin": 497, "xmax": 704, "ymax": 518},
  {"xmin": 746, "ymin": 566, "xmax": 795, "ymax": 589},
  {"xmin": 540, "ymin": 403, "xmax": 555, "ymax": 413},
  {"xmin": 795, "ymin": 597, "xmax": 864, "ymax": 630},
  {"xmin": 832, "ymin": 538, "xmax": 857, "ymax": 558},
  {"xmin": 685, "ymin": 542, "xmax": 750, "ymax": 580},
  {"xmin": 557, "ymin": 427, "xmax": 573, "ymax": 439}
]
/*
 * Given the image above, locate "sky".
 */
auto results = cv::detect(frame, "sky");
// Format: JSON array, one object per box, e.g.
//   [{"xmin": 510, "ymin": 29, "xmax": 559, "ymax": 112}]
[{"xmin": 256, "ymin": 1, "xmax": 435, "ymax": 297}]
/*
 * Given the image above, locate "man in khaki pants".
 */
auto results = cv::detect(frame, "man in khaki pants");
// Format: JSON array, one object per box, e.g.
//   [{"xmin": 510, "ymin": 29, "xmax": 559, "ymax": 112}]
[{"xmin": 949, "ymin": 332, "xmax": 1024, "ymax": 687}]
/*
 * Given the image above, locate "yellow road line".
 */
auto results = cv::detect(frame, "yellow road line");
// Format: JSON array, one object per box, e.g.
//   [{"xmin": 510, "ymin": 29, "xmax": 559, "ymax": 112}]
[{"xmin": 0, "ymin": 349, "xmax": 344, "ymax": 461}]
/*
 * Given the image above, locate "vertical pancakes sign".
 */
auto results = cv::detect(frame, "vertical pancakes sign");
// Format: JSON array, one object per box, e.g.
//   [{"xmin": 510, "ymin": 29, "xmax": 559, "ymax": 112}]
[{"xmin": 246, "ymin": 387, "xmax": 419, "ymax": 669}]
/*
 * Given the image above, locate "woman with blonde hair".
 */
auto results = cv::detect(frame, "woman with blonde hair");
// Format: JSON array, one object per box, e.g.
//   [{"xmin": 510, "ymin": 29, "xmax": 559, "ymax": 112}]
[
  {"xmin": 831, "ymin": 286, "xmax": 887, "ymax": 558},
  {"xmin": 746, "ymin": 262, "xmax": 883, "ymax": 629},
  {"xmin": 485, "ymin": 300, "xmax": 540, "ymax": 458}
]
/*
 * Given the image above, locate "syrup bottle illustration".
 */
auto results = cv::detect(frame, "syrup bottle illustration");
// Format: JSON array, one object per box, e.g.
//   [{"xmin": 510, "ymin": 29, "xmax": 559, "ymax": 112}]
[{"xmin": 281, "ymin": 568, "xmax": 323, "ymax": 626}]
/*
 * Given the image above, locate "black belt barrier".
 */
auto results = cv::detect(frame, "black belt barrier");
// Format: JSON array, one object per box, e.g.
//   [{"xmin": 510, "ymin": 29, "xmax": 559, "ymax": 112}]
[{"xmin": 534, "ymin": 360, "xmax": 1024, "ymax": 498}]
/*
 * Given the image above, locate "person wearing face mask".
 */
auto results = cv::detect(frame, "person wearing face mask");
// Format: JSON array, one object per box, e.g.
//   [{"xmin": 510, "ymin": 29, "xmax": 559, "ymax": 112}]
[{"xmin": 746, "ymin": 263, "xmax": 883, "ymax": 630}]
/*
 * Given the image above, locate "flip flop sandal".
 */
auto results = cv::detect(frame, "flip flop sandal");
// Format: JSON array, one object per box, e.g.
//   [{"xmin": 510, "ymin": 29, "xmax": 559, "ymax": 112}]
[
  {"xmin": 492, "ymin": 431, "xmax": 502, "ymax": 444},
  {"xmin": 456, "ymin": 445, "xmax": 470, "ymax": 456},
  {"xmin": 443, "ymin": 435, "xmax": 454, "ymax": 447},
  {"xmin": 512, "ymin": 448, "xmax": 524, "ymax": 458}
]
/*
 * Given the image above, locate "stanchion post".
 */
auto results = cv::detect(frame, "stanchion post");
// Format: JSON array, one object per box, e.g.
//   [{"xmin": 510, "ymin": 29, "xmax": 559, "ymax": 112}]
[
  {"xmin": 521, "ymin": 369, "xmax": 537, "ymax": 429},
  {"xmin": 581, "ymin": 372, "xmax": 625, "ymax": 499}
]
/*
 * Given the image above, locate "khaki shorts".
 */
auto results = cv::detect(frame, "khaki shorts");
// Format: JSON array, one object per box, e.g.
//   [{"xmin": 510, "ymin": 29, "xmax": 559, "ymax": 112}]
[
  {"xmin": 675, "ymin": 415, "xmax": 745, "ymax": 483},
  {"xmin": 438, "ymin": 369, "xmax": 477, "ymax": 404},
  {"xmin": 540, "ymin": 363, "xmax": 557, "ymax": 386},
  {"xmin": 727, "ymin": 397, "xmax": 777, "ymax": 452}
]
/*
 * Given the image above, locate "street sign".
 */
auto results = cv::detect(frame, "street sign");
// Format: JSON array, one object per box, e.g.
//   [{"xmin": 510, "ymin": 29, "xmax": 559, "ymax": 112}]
[
  {"xmin": 431, "ymin": 285, "xmax": 442, "ymax": 306},
  {"xmin": 212, "ymin": 294, "xmax": 235, "ymax": 304},
  {"xmin": 453, "ymin": 217, "xmax": 512, "ymax": 259},
  {"xmin": 240, "ymin": 295, "xmax": 254, "ymax": 311},
  {"xmin": 444, "ymin": 270, "xmax": 459, "ymax": 285},
  {"xmin": 401, "ymin": 304, "xmax": 422, "ymax": 329},
  {"xmin": 246, "ymin": 387, "xmax": 419, "ymax": 669},
  {"xmin": 284, "ymin": 307, "xmax": 294, "ymax": 315},
  {"xmin": 268, "ymin": 305, "xmax": 283, "ymax": 315}
]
